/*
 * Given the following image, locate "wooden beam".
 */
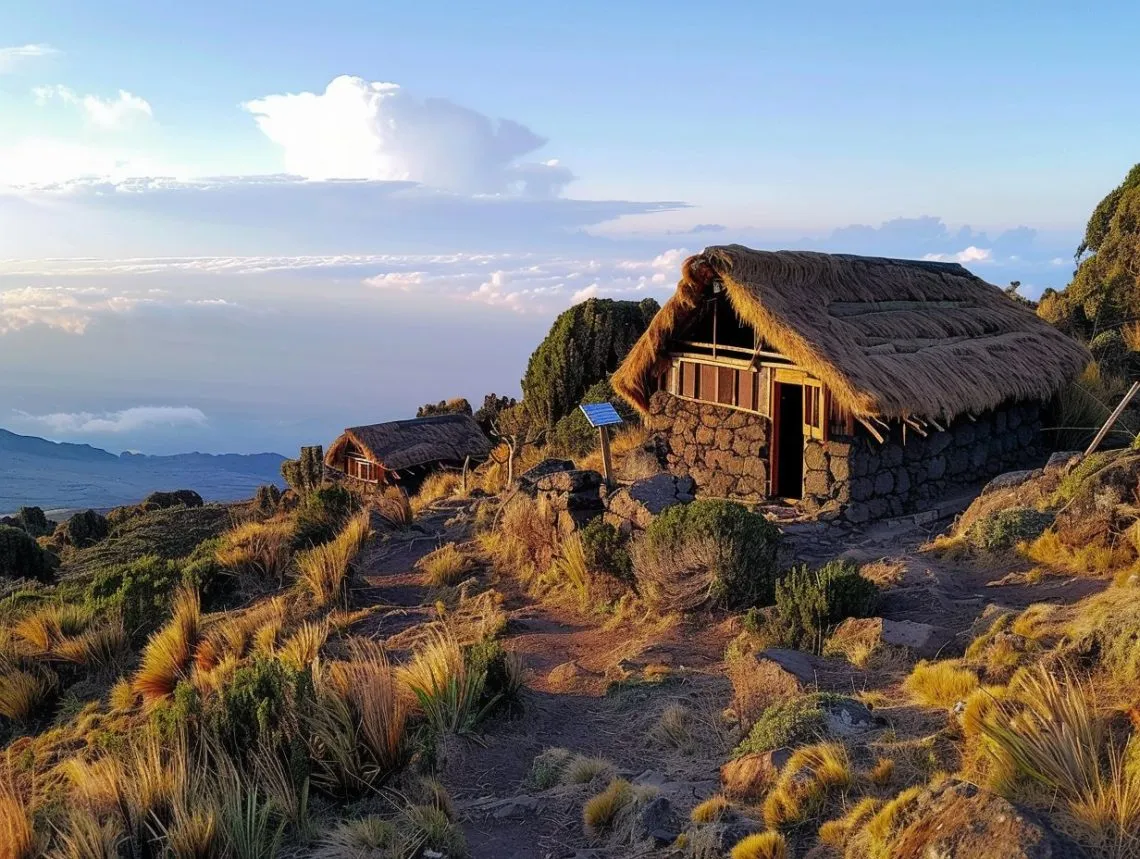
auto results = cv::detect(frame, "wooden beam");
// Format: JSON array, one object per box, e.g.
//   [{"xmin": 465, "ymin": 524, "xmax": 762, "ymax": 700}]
[
  {"xmin": 903, "ymin": 417, "xmax": 929, "ymax": 437},
  {"xmin": 856, "ymin": 416, "xmax": 886, "ymax": 444},
  {"xmin": 1084, "ymin": 380, "xmax": 1140, "ymax": 456}
]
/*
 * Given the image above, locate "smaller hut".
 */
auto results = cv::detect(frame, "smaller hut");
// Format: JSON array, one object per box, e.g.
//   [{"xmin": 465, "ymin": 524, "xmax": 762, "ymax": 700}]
[{"xmin": 325, "ymin": 414, "xmax": 492, "ymax": 490}]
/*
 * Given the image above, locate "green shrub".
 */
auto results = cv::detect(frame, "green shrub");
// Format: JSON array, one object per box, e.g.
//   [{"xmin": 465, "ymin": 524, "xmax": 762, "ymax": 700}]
[
  {"xmin": 770, "ymin": 561, "xmax": 879, "ymax": 652},
  {"xmin": 14, "ymin": 507, "xmax": 52, "ymax": 538},
  {"xmin": 255, "ymin": 484, "xmax": 282, "ymax": 513},
  {"xmin": 206, "ymin": 658, "xmax": 296, "ymax": 757},
  {"xmin": 548, "ymin": 379, "xmax": 638, "ymax": 456},
  {"xmin": 57, "ymin": 510, "xmax": 110, "ymax": 549},
  {"xmin": 465, "ymin": 639, "xmax": 523, "ymax": 714},
  {"xmin": 633, "ymin": 500, "xmax": 780, "ymax": 610},
  {"xmin": 579, "ymin": 519, "xmax": 632, "ymax": 583},
  {"xmin": 181, "ymin": 537, "xmax": 234, "ymax": 610},
  {"xmin": 0, "ymin": 525, "xmax": 56, "ymax": 581},
  {"xmin": 292, "ymin": 485, "xmax": 359, "ymax": 549},
  {"xmin": 281, "ymin": 445, "xmax": 324, "ymax": 495},
  {"xmin": 966, "ymin": 507, "xmax": 1055, "ymax": 551},
  {"xmin": 87, "ymin": 555, "xmax": 184, "ymax": 642},
  {"xmin": 734, "ymin": 693, "xmax": 844, "ymax": 757},
  {"xmin": 141, "ymin": 489, "xmax": 204, "ymax": 510}
]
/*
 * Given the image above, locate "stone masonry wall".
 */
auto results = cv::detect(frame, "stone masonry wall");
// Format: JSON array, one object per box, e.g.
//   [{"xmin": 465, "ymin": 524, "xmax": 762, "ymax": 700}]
[
  {"xmin": 804, "ymin": 400, "xmax": 1045, "ymax": 523},
  {"xmin": 645, "ymin": 391, "xmax": 770, "ymax": 500}
]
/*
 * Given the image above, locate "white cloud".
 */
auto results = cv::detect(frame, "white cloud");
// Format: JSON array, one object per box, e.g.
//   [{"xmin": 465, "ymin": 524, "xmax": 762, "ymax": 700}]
[
  {"xmin": 0, "ymin": 285, "xmax": 150, "ymax": 333},
  {"xmin": 33, "ymin": 85, "xmax": 153, "ymax": 128},
  {"xmin": 15, "ymin": 406, "xmax": 207, "ymax": 434},
  {"xmin": 363, "ymin": 271, "xmax": 425, "ymax": 291},
  {"xmin": 922, "ymin": 245, "xmax": 992, "ymax": 264},
  {"xmin": 243, "ymin": 75, "xmax": 573, "ymax": 197},
  {"xmin": 0, "ymin": 44, "xmax": 57, "ymax": 73}
]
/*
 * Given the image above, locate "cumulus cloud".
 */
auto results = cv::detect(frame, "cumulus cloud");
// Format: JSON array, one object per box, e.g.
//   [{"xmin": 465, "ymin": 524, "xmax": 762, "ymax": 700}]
[
  {"xmin": 15, "ymin": 406, "xmax": 207, "ymax": 434},
  {"xmin": 0, "ymin": 44, "xmax": 57, "ymax": 73},
  {"xmin": 243, "ymin": 75, "xmax": 573, "ymax": 197},
  {"xmin": 0, "ymin": 286, "xmax": 151, "ymax": 334},
  {"xmin": 922, "ymin": 246, "xmax": 993, "ymax": 264},
  {"xmin": 33, "ymin": 85, "xmax": 153, "ymax": 128}
]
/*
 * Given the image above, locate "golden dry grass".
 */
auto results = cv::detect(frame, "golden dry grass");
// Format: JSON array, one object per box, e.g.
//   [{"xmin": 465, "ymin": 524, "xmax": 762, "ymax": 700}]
[
  {"xmin": 13, "ymin": 603, "xmax": 92, "ymax": 653},
  {"xmin": 376, "ymin": 487, "xmax": 415, "ymax": 529},
  {"xmin": 582, "ymin": 778, "xmax": 634, "ymax": 837},
  {"xmin": 690, "ymin": 794, "xmax": 730, "ymax": 823},
  {"xmin": 904, "ymin": 660, "xmax": 979, "ymax": 708},
  {"xmin": 0, "ymin": 669, "xmax": 55, "ymax": 722},
  {"xmin": 417, "ymin": 543, "xmax": 473, "ymax": 588},
  {"xmin": 295, "ymin": 511, "xmax": 371, "ymax": 607},
  {"xmin": 53, "ymin": 616, "xmax": 129, "ymax": 670},
  {"xmin": 132, "ymin": 587, "xmax": 201, "ymax": 705},
  {"xmin": 0, "ymin": 771, "xmax": 36, "ymax": 859},
  {"xmin": 276, "ymin": 620, "xmax": 328, "ymax": 672},
  {"xmin": 762, "ymin": 742, "xmax": 852, "ymax": 829},
  {"xmin": 215, "ymin": 519, "xmax": 294, "ymax": 586},
  {"xmin": 818, "ymin": 796, "xmax": 883, "ymax": 848},
  {"xmin": 729, "ymin": 831, "xmax": 788, "ymax": 859},
  {"xmin": 412, "ymin": 471, "xmax": 463, "ymax": 514},
  {"xmin": 1024, "ymin": 529, "xmax": 1135, "ymax": 577}
]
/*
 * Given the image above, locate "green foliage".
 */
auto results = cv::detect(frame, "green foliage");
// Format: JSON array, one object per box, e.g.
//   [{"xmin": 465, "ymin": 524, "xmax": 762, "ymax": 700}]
[
  {"xmin": 87, "ymin": 555, "xmax": 184, "ymax": 642},
  {"xmin": 1042, "ymin": 163, "xmax": 1140, "ymax": 338},
  {"xmin": 140, "ymin": 489, "xmax": 204, "ymax": 510},
  {"xmin": 417, "ymin": 397, "xmax": 473, "ymax": 418},
  {"xmin": 548, "ymin": 379, "xmax": 639, "ymax": 456},
  {"xmin": 473, "ymin": 393, "xmax": 517, "ymax": 436},
  {"xmin": 637, "ymin": 499, "xmax": 781, "ymax": 608},
  {"xmin": 57, "ymin": 509, "xmax": 110, "ymax": 549},
  {"xmin": 521, "ymin": 297, "xmax": 659, "ymax": 429},
  {"xmin": 281, "ymin": 445, "xmax": 324, "ymax": 495},
  {"xmin": 966, "ymin": 507, "xmax": 1055, "ymax": 551},
  {"xmin": 465, "ymin": 638, "xmax": 522, "ymax": 714},
  {"xmin": 207, "ymin": 658, "xmax": 296, "ymax": 757},
  {"xmin": 734, "ymin": 693, "xmax": 843, "ymax": 758},
  {"xmin": 14, "ymin": 507, "xmax": 52, "ymax": 538},
  {"xmin": 292, "ymin": 484, "xmax": 359, "ymax": 549},
  {"xmin": 255, "ymin": 484, "xmax": 282, "ymax": 513},
  {"xmin": 578, "ymin": 518, "xmax": 632, "ymax": 583},
  {"xmin": 770, "ymin": 561, "xmax": 879, "ymax": 652},
  {"xmin": 0, "ymin": 525, "xmax": 56, "ymax": 581}
]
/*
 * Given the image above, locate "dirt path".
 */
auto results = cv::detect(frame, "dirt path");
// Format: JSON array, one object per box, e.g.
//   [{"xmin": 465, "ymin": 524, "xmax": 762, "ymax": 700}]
[{"xmin": 354, "ymin": 497, "xmax": 1111, "ymax": 858}]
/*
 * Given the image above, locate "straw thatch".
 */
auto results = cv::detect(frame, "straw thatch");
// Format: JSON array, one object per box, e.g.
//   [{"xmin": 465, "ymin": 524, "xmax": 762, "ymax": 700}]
[
  {"xmin": 325, "ymin": 414, "xmax": 492, "ymax": 473},
  {"xmin": 613, "ymin": 246, "xmax": 1090, "ymax": 422}
]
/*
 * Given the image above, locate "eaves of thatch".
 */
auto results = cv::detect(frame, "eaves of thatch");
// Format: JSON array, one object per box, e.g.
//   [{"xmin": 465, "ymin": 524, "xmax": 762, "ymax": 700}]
[
  {"xmin": 613, "ymin": 245, "xmax": 1090, "ymax": 423},
  {"xmin": 325, "ymin": 414, "xmax": 492, "ymax": 473}
]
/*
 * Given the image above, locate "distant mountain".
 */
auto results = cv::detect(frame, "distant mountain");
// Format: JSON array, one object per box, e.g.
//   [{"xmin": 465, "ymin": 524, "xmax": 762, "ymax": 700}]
[{"xmin": 0, "ymin": 428, "xmax": 287, "ymax": 514}]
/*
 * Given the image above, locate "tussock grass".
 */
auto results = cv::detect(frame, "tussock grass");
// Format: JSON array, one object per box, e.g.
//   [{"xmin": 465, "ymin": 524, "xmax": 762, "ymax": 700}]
[
  {"xmin": 904, "ymin": 660, "xmax": 979, "ymax": 708},
  {"xmin": 13, "ymin": 603, "xmax": 92, "ymax": 653},
  {"xmin": 0, "ymin": 771, "xmax": 36, "ymax": 859},
  {"xmin": 315, "ymin": 816, "xmax": 403, "ymax": 858},
  {"xmin": 0, "ymin": 668, "xmax": 55, "ymax": 722},
  {"xmin": 650, "ymin": 704, "xmax": 695, "ymax": 751},
  {"xmin": 583, "ymin": 778, "xmax": 635, "ymax": 837},
  {"xmin": 869, "ymin": 757, "xmax": 895, "ymax": 786},
  {"xmin": 296, "ymin": 511, "xmax": 371, "ymax": 608},
  {"xmin": 729, "ymin": 831, "xmax": 788, "ymax": 859},
  {"xmin": 412, "ymin": 471, "xmax": 463, "ymax": 513},
  {"xmin": 528, "ymin": 747, "xmax": 573, "ymax": 789},
  {"xmin": 417, "ymin": 543, "xmax": 473, "ymax": 588},
  {"xmin": 397, "ymin": 626, "xmax": 492, "ymax": 737},
  {"xmin": 818, "ymin": 796, "xmax": 883, "ymax": 847},
  {"xmin": 548, "ymin": 534, "xmax": 591, "ymax": 607},
  {"xmin": 216, "ymin": 519, "xmax": 294, "ymax": 586},
  {"xmin": 762, "ymin": 742, "xmax": 852, "ymax": 829},
  {"xmin": 690, "ymin": 794, "xmax": 729, "ymax": 823},
  {"xmin": 132, "ymin": 586, "xmax": 201, "ymax": 705},
  {"xmin": 561, "ymin": 755, "xmax": 614, "ymax": 785},
  {"xmin": 399, "ymin": 803, "xmax": 466, "ymax": 857},
  {"xmin": 276, "ymin": 621, "xmax": 327, "ymax": 672},
  {"xmin": 53, "ymin": 616, "xmax": 129, "ymax": 670},
  {"xmin": 376, "ymin": 488, "xmax": 415, "ymax": 530},
  {"xmin": 55, "ymin": 810, "xmax": 124, "ymax": 859}
]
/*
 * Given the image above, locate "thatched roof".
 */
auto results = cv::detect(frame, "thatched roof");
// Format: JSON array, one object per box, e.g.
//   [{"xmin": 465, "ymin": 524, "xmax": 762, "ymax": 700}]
[
  {"xmin": 613, "ymin": 246, "xmax": 1090, "ymax": 422},
  {"xmin": 325, "ymin": 414, "xmax": 492, "ymax": 472}
]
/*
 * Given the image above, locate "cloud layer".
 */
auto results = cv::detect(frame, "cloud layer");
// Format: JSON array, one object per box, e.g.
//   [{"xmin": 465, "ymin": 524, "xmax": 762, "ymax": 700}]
[
  {"xmin": 244, "ymin": 76, "xmax": 572, "ymax": 197},
  {"xmin": 33, "ymin": 85, "xmax": 153, "ymax": 129},
  {"xmin": 0, "ymin": 44, "xmax": 57, "ymax": 73},
  {"xmin": 15, "ymin": 406, "xmax": 208, "ymax": 435}
]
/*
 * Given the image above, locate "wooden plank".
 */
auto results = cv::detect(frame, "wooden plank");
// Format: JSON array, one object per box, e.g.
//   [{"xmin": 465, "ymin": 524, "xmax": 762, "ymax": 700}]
[
  {"xmin": 1084, "ymin": 380, "xmax": 1140, "ymax": 455},
  {"xmin": 718, "ymin": 366, "xmax": 736, "ymax": 405},
  {"xmin": 699, "ymin": 364, "xmax": 716, "ymax": 401},
  {"xmin": 599, "ymin": 425, "xmax": 614, "ymax": 488},
  {"xmin": 681, "ymin": 361, "xmax": 697, "ymax": 398}
]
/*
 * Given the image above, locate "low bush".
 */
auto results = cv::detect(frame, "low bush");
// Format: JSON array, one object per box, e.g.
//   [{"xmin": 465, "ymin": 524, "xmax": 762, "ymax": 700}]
[
  {"xmin": 579, "ymin": 519, "xmax": 632, "ymax": 583},
  {"xmin": 141, "ymin": 490, "xmax": 204, "ymax": 511},
  {"xmin": 13, "ymin": 507, "xmax": 53, "ymax": 538},
  {"xmin": 0, "ymin": 525, "xmax": 56, "ymax": 581},
  {"xmin": 966, "ymin": 507, "xmax": 1054, "ymax": 551},
  {"xmin": 57, "ymin": 510, "xmax": 111, "ymax": 549},
  {"xmin": 465, "ymin": 638, "xmax": 523, "ymax": 714},
  {"xmin": 769, "ymin": 560, "xmax": 879, "ymax": 652},
  {"xmin": 734, "ymin": 694, "xmax": 842, "ymax": 758},
  {"xmin": 88, "ymin": 555, "xmax": 184, "ymax": 643},
  {"xmin": 206, "ymin": 657, "xmax": 295, "ymax": 756},
  {"xmin": 632, "ymin": 500, "xmax": 781, "ymax": 610},
  {"xmin": 292, "ymin": 485, "xmax": 359, "ymax": 549}
]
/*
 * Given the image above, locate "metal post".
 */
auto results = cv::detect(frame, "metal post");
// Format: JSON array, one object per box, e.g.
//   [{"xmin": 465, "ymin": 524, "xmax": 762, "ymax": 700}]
[{"xmin": 599, "ymin": 425, "xmax": 614, "ymax": 488}]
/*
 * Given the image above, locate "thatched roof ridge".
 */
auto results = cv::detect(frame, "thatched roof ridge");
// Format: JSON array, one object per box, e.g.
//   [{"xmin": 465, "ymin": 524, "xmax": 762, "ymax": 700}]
[
  {"xmin": 613, "ymin": 245, "xmax": 1090, "ymax": 422},
  {"xmin": 325, "ymin": 414, "xmax": 492, "ymax": 472}
]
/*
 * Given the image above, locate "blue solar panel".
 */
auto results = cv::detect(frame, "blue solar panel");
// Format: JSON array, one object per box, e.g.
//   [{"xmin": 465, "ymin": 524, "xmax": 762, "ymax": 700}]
[{"xmin": 579, "ymin": 402, "xmax": 624, "ymax": 428}]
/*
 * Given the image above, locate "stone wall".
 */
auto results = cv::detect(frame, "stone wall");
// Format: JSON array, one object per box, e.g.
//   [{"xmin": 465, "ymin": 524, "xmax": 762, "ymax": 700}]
[
  {"xmin": 646, "ymin": 390, "xmax": 1047, "ymax": 523},
  {"xmin": 645, "ymin": 391, "xmax": 770, "ymax": 500},
  {"xmin": 803, "ymin": 401, "xmax": 1045, "ymax": 523}
]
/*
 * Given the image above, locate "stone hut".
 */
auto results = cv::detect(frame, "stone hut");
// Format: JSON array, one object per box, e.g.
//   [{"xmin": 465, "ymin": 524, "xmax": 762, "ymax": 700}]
[
  {"xmin": 324, "ymin": 414, "xmax": 491, "ymax": 492},
  {"xmin": 612, "ymin": 246, "xmax": 1090, "ymax": 522}
]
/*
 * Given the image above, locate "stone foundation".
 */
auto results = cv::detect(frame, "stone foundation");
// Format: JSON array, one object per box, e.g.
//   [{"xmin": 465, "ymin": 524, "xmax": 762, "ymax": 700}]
[
  {"xmin": 646, "ymin": 390, "xmax": 1047, "ymax": 523},
  {"xmin": 645, "ymin": 391, "xmax": 770, "ymax": 500}
]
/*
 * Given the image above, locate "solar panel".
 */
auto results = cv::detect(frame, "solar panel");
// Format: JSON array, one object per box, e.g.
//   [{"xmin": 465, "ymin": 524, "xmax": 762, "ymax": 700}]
[{"xmin": 579, "ymin": 402, "xmax": 624, "ymax": 428}]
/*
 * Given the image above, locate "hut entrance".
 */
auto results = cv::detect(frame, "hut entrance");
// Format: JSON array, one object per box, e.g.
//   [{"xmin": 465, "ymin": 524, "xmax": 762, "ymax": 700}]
[{"xmin": 772, "ymin": 382, "xmax": 804, "ymax": 499}]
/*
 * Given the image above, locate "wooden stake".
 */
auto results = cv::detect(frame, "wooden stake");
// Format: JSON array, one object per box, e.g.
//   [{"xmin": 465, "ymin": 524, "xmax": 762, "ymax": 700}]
[
  {"xmin": 1084, "ymin": 380, "xmax": 1140, "ymax": 456},
  {"xmin": 599, "ymin": 425, "xmax": 614, "ymax": 487}
]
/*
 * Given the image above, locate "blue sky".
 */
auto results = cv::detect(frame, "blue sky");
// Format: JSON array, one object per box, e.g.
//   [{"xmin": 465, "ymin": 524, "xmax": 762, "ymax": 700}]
[{"xmin": 0, "ymin": 1, "xmax": 1136, "ymax": 454}]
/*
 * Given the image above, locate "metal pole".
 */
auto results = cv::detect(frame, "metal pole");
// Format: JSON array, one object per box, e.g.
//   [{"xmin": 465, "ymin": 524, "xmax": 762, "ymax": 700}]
[
  {"xmin": 1084, "ymin": 380, "xmax": 1140, "ymax": 456},
  {"xmin": 599, "ymin": 425, "xmax": 614, "ymax": 488}
]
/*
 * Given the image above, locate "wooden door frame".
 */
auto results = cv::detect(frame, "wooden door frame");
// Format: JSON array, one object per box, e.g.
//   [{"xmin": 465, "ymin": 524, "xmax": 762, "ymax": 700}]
[{"xmin": 769, "ymin": 378, "xmax": 806, "ymax": 499}]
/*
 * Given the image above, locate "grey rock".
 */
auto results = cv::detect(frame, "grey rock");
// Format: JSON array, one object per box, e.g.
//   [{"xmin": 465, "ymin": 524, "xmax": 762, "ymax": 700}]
[
  {"xmin": 983, "ymin": 469, "xmax": 1042, "ymax": 494},
  {"xmin": 822, "ymin": 698, "xmax": 878, "ymax": 736},
  {"xmin": 757, "ymin": 648, "xmax": 818, "ymax": 686},
  {"xmin": 636, "ymin": 796, "xmax": 681, "ymax": 846}
]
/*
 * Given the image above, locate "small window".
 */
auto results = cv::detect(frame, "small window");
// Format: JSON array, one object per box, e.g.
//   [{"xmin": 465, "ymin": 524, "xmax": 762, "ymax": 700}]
[{"xmin": 803, "ymin": 382, "xmax": 825, "ymax": 441}]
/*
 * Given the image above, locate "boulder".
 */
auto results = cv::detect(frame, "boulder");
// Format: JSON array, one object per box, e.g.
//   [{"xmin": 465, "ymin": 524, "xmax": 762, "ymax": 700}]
[
  {"xmin": 535, "ymin": 468, "xmax": 602, "ymax": 494},
  {"xmin": 720, "ymin": 748, "xmax": 791, "ymax": 799},
  {"xmin": 634, "ymin": 796, "xmax": 681, "ymax": 846},
  {"xmin": 1044, "ymin": 451, "xmax": 1082, "ymax": 475},
  {"xmin": 515, "ymin": 459, "xmax": 576, "ymax": 495},
  {"xmin": 982, "ymin": 469, "xmax": 1041, "ymax": 495},
  {"xmin": 603, "ymin": 473, "xmax": 695, "ymax": 534},
  {"xmin": 756, "ymin": 648, "xmax": 819, "ymax": 687},
  {"xmin": 866, "ymin": 778, "xmax": 1083, "ymax": 858},
  {"xmin": 822, "ymin": 698, "xmax": 878, "ymax": 737},
  {"xmin": 830, "ymin": 616, "xmax": 938, "ymax": 657}
]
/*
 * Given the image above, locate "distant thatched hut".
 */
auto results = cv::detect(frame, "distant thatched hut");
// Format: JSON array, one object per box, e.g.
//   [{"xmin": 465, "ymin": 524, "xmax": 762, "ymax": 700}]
[
  {"xmin": 325, "ymin": 414, "xmax": 492, "ymax": 490},
  {"xmin": 613, "ymin": 246, "xmax": 1090, "ymax": 522}
]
